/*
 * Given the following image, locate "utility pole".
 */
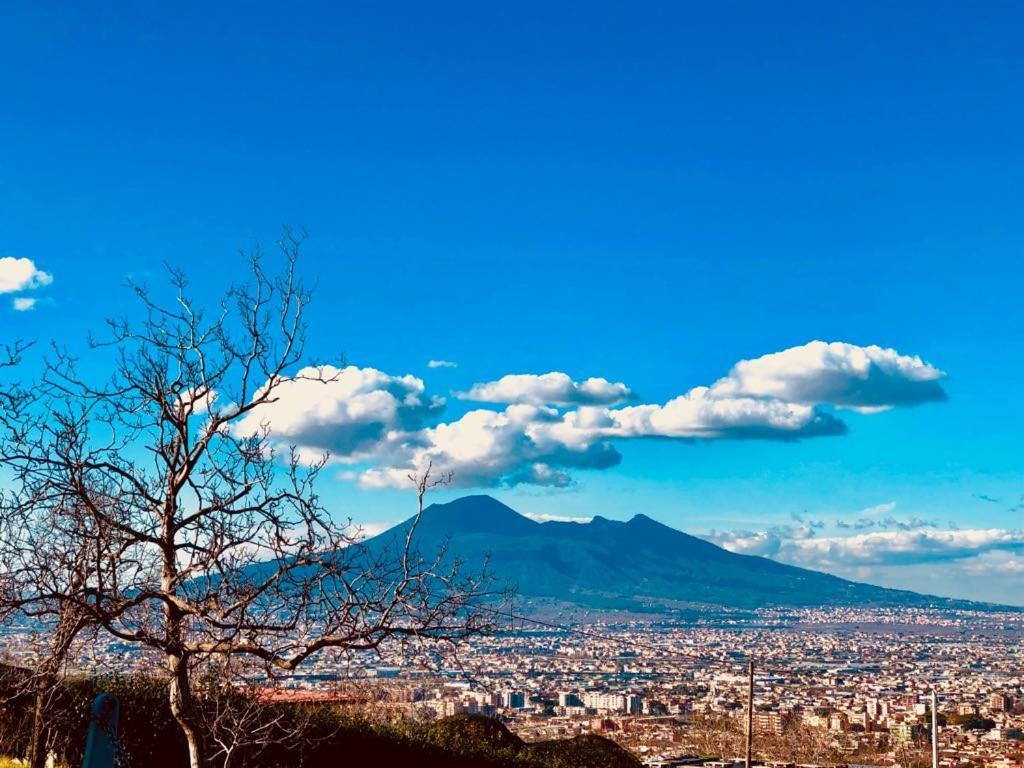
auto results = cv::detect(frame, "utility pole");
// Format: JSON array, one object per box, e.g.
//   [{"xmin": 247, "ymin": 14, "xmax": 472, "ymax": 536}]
[
  {"xmin": 745, "ymin": 659, "xmax": 754, "ymax": 768},
  {"xmin": 931, "ymin": 689, "xmax": 939, "ymax": 768}
]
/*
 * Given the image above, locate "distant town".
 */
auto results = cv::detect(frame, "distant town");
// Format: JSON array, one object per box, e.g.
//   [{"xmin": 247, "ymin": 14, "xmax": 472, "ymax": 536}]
[{"xmin": 7, "ymin": 605, "xmax": 1021, "ymax": 767}]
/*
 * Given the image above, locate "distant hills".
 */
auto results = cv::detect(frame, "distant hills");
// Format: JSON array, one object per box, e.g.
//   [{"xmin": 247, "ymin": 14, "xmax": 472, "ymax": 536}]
[{"xmin": 362, "ymin": 495, "xmax": 988, "ymax": 612}]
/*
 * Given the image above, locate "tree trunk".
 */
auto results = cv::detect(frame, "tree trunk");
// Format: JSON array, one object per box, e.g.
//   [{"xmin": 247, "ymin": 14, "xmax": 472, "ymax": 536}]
[
  {"xmin": 168, "ymin": 652, "xmax": 204, "ymax": 768},
  {"xmin": 163, "ymin": 493, "xmax": 204, "ymax": 768},
  {"xmin": 28, "ymin": 672, "xmax": 52, "ymax": 768}
]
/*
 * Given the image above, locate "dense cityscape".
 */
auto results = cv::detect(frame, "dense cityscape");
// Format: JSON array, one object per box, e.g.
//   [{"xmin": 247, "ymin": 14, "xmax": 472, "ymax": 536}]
[
  {"xmin": 8, "ymin": 605, "xmax": 1020, "ymax": 767},
  {"xmin": 297, "ymin": 606, "xmax": 1024, "ymax": 767}
]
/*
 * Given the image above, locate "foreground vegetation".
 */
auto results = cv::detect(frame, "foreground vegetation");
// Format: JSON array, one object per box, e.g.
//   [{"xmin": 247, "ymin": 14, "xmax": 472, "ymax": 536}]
[{"xmin": 0, "ymin": 668, "xmax": 638, "ymax": 768}]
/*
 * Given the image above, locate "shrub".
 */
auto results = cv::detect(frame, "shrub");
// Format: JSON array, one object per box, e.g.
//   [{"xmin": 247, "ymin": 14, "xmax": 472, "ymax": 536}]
[{"xmin": 0, "ymin": 668, "xmax": 639, "ymax": 768}]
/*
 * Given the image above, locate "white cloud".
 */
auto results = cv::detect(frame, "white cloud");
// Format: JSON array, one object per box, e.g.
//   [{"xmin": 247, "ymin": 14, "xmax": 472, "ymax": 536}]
[
  {"xmin": 710, "ymin": 341, "xmax": 946, "ymax": 412},
  {"xmin": 960, "ymin": 551, "xmax": 1024, "ymax": 576},
  {"xmin": 522, "ymin": 511, "xmax": 594, "ymax": 524},
  {"xmin": 358, "ymin": 404, "xmax": 621, "ymax": 490},
  {"xmin": 428, "ymin": 359, "xmax": 458, "ymax": 369},
  {"xmin": 796, "ymin": 529, "xmax": 1024, "ymax": 566},
  {"xmin": 173, "ymin": 385, "xmax": 218, "ymax": 415},
  {"xmin": 12, "ymin": 297, "xmax": 37, "ymax": 311},
  {"xmin": 858, "ymin": 501, "xmax": 897, "ymax": 517},
  {"xmin": 0, "ymin": 257, "xmax": 52, "ymax": 294},
  {"xmin": 706, "ymin": 523, "xmax": 821, "ymax": 558},
  {"xmin": 585, "ymin": 387, "xmax": 845, "ymax": 441},
  {"xmin": 709, "ymin": 526, "xmax": 1024, "ymax": 568},
  {"xmin": 235, "ymin": 365, "xmax": 444, "ymax": 460},
  {"xmin": 459, "ymin": 372, "xmax": 632, "ymax": 407},
  {"xmin": 353, "ymin": 520, "xmax": 397, "ymax": 540}
]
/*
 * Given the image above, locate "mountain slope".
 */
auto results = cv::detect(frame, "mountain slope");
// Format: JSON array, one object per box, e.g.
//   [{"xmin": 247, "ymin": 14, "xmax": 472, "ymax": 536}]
[{"xmin": 363, "ymin": 495, "xmax": 971, "ymax": 611}]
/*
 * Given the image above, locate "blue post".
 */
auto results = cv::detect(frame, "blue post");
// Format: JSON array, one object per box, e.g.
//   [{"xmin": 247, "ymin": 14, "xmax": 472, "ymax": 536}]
[{"xmin": 82, "ymin": 693, "xmax": 121, "ymax": 768}]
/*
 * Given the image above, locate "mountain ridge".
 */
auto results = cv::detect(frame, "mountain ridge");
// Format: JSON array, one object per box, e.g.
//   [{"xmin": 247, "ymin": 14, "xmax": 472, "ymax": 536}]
[{"xmin": 363, "ymin": 495, "xmax": 999, "ymax": 612}]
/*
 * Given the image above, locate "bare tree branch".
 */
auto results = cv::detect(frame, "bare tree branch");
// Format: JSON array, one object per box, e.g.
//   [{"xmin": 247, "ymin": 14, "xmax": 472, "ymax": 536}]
[{"xmin": 0, "ymin": 236, "xmax": 497, "ymax": 768}]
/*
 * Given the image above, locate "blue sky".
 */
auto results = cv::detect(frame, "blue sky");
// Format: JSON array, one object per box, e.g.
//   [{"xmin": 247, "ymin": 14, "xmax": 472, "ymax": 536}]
[{"xmin": 2, "ymin": 2, "xmax": 1022, "ymax": 604}]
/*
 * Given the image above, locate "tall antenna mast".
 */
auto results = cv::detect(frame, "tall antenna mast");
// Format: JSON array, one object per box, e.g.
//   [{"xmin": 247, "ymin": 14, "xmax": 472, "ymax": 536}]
[{"xmin": 931, "ymin": 689, "xmax": 939, "ymax": 768}]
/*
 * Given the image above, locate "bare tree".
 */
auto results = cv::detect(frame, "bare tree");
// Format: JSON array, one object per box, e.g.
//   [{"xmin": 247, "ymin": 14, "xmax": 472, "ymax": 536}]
[
  {"xmin": 196, "ymin": 658, "xmax": 325, "ymax": 768},
  {"xmin": 0, "ymin": 341, "xmax": 86, "ymax": 768},
  {"xmin": 0, "ymin": 491, "xmax": 115, "ymax": 768},
  {"xmin": 0, "ymin": 340, "xmax": 95, "ymax": 768},
  {"xmin": 0, "ymin": 233, "xmax": 495, "ymax": 768},
  {"xmin": 0, "ymin": 339, "xmax": 32, "ymax": 416}
]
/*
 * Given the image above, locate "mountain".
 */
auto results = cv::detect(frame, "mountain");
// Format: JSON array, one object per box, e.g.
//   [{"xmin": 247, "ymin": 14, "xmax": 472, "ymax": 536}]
[{"xmin": 362, "ymin": 495, "xmax": 977, "ymax": 611}]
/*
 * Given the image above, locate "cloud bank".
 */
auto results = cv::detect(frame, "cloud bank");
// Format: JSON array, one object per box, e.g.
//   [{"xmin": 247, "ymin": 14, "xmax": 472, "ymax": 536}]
[
  {"xmin": 235, "ymin": 340, "xmax": 947, "ymax": 489},
  {"xmin": 709, "ymin": 524, "xmax": 1024, "ymax": 568}
]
